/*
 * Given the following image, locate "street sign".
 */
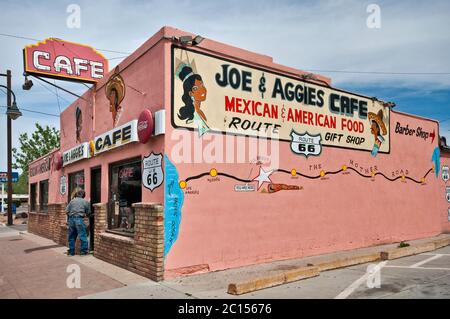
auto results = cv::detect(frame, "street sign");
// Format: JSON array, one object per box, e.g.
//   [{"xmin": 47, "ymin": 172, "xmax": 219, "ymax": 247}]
[{"xmin": 0, "ymin": 172, "xmax": 19, "ymax": 183}]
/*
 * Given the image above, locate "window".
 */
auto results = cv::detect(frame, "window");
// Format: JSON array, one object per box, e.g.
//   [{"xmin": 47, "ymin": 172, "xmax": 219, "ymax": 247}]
[
  {"xmin": 108, "ymin": 158, "xmax": 142, "ymax": 235},
  {"xmin": 30, "ymin": 183, "xmax": 37, "ymax": 212},
  {"xmin": 39, "ymin": 180, "xmax": 49, "ymax": 213},
  {"xmin": 68, "ymin": 170, "xmax": 85, "ymax": 201}
]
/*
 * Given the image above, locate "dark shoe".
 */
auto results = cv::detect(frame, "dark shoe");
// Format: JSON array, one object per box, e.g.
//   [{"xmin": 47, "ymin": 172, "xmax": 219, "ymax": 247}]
[
  {"xmin": 67, "ymin": 250, "xmax": 75, "ymax": 256},
  {"xmin": 80, "ymin": 251, "xmax": 88, "ymax": 256}
]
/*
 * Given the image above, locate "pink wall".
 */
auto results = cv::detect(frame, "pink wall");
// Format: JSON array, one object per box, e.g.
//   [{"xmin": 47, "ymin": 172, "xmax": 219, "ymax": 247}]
[
  {"xmin": 440, "ymin": 151, "xmax": 450, "ymax": 233},
  {"xmin": 28, "ymin": 149, "xmax": 60, "ymax": 207},
  {"xmin": 164, "ymin": 111, "xmax": 444, "ymax": 276},
  {"xmin": 30, "ymin": 31, "xmax": 168, "ymax": 206},
  {"xmin": 161, "ymin": 33, "xmax": 447, "ymax": 276}
]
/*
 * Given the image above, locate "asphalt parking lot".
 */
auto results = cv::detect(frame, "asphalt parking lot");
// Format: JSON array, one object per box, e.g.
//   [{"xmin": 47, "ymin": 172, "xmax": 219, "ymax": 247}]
[
  {"xmin": 234, "ymin": 245, "xmax": 450, "ymax": 299},
  {"xmin": 82, "ymin": 244, "xmax": 450, "ymax": 299}
]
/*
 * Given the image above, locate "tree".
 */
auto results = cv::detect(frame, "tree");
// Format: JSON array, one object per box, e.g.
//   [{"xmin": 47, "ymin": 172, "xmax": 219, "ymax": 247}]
[
  {"xmin": 12, "ymin": 123, "xmax": 60, "ymax": 178},
  {"xmin": 12, "ymin": 173, "xmax": 28, "ymax": 194}
]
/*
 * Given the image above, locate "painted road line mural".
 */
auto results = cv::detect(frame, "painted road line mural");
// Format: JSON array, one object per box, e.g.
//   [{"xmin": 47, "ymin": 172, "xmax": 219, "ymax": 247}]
[
  {"xmin": 177, "ymin": 164, "xmax": 435, "ymax": 191},
  {"xmin": 164, "ymin": 155, "xmax": 184, "ymax": 257},
  {"xmin": 172, "ymin": 46, "xmax": 390, "ymax": 154}
]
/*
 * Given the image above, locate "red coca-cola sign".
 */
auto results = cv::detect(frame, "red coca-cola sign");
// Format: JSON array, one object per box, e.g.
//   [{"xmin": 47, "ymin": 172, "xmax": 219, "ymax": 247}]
[
  {"xmin": 137, "ymin": 109, "xmax": 154, "ymax": 144},
  {"xmin": 23, "ymin": 38, "xmax": 108, "ymax": 83},
  {"xmin": 52, "ymin": 152, "xmax": 63, "ymax": 171}
]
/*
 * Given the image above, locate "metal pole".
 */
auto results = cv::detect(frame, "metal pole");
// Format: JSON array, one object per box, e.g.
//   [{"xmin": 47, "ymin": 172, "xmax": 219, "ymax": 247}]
[
  {"xmin": 1, "ymin": 183, "xmax": 4, "ymax": 214},
  {"xmin": 6, "ymin": 70, "xmax": 13, "ymax": 226}
]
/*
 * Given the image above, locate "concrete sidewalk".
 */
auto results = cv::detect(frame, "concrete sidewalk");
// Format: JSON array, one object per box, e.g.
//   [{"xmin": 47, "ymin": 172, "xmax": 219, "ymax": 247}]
[
  {"xmin": 81, "ymin": 233, "xmax": 450, "ymax": 299},
  {"xmin": 0, "ymin": 229, "xmax": 148, "ymax": 298}
]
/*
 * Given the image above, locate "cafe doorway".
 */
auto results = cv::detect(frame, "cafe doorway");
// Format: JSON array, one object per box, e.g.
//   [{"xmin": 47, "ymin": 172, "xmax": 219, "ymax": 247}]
[
  {"xmin": 108, "ymin": 157, "xmax": 142, "ymax": 236},
  {"xmin": 90, "ymin": 167, "xmax": 101, "ymax": 251}
]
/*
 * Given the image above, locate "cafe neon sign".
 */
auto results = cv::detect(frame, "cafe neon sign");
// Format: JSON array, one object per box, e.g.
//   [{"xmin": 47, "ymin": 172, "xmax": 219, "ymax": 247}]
[{"xmin": 23, "ymin": 38, "xmax": 108, "ymax": 83}]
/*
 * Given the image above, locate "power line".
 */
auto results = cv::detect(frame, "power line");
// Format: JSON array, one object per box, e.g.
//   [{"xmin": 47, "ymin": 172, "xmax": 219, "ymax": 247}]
[
  {"xmin": 0, "ymin": 105, "xmax": 59, "ymax": 117},
  {"xmin": 3, "ymin": 32, "xmax": 450, "ymax": 74},
  {"xmin": 34, "ymin": 79, "xmax": 73, "ymax": 105},
  {"xmin": 303, "ymin": 69, "xmax": 450, "ymax": 75},
  {"xmin": 0, "ymin": 32, "xmax": 131, "ymax": 56},
  {"xmin": 53, "ymin": 80, "xmax": 62, "ymax": 114}
]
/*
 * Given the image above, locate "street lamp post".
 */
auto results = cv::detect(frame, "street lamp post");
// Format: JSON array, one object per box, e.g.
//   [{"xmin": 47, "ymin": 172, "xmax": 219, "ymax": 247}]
[{"xmin": 1, "ymin": 70, "xmax": 22, "ymax": 226}]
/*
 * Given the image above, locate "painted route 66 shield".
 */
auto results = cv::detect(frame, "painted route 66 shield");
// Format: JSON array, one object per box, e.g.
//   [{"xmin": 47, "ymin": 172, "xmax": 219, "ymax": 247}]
[
  {"xmin": 290, "ymin": 130, "xmax": 322, "ymax": 158},
  {"xmin": 143, "ymin": 152, "xmax": 164, "ymax": 191},
  {"xmin": 442, "ymin": 165, "xmax": 449, "ymax": 183},
  {"xmin": 446, "ymin": 186, "xmax": 450, "ymax": 203}
]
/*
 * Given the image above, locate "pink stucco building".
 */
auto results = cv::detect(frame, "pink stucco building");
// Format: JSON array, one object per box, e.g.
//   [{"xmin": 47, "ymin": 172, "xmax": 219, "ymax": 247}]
[{"xmin": 28, "ymin": 26, "xmax": 450, "ymax": 281}]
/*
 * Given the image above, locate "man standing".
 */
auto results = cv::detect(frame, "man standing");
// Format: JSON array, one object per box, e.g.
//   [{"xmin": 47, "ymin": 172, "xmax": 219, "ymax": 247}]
[{"xmin": 65, "ymin": 190, "xmax": 90, "ymax": 256}]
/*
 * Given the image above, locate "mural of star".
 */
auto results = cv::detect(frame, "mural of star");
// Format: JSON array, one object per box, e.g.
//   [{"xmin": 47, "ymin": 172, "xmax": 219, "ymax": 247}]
[{"xmin": 253, "ymin": 166, "xmax": 273, "ymax": 190}]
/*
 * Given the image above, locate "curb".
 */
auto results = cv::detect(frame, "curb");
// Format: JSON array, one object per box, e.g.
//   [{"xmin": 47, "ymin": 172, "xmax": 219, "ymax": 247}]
[
  {"xmin": 227, "ymin": 266, "xmax": 319, "ymax": 295},
  {"xmin": 433, "ymin": 237, "xmax": 450, "ymax": 250},
  {"xmin": 380, "ymin": 242, "xmax": 436, "ymax": 260},
  {"xmin": 314, "ymin": 252, "xmax": 381, "ymax": 272},
  {"xmin": 227, "ymin": 236, "xmax": 450, "ymax": 295}
]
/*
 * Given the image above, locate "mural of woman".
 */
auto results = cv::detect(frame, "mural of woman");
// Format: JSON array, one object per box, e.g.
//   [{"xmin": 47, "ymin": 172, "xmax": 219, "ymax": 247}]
[
  {"xmin": 368, "ymin": 109, "xmax": 387, "ymax": 157},
  {"xmin": 176, "ymin": 63, "xmax": 210, "ymax": 136},
  {"xmin": 105, "ymin": 73, "xmax": 126, "ymax": 127},
  {"xmin": 75, "ymin": 107, "xmax": 82, "ymax": 143}
]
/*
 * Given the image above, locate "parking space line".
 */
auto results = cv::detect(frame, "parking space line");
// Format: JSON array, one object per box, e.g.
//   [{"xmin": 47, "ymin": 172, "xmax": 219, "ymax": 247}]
[
  {"xmin": 410, "ymin": 254, "xmax": 442, "ymax": 268},
  {"xmin": 422, "ymin": 253, "xmax": 450, "ymax": 256},
  {"xmin": 334, "ymin": 261, "xmax": 387, "ymax": 299},
  {"xmin": 385, "ymin": 265, "xmax": 450, "ymax": 271}
]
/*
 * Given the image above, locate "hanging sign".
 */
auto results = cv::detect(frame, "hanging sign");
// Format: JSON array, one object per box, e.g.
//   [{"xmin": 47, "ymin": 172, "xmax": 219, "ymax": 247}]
[
  {"xmin": 172, "ymin": 47, "xmax": 390, "ymax": 153},
  {"xmin": 143, "ymin": 152, "xmax": 164, "ymax": 191},
  {"xmin": 93, "ymin": 120, "xmax": 138, "ymax": 155},
  {"xmin": 62, "ymin": 143, "xmax": 90, "ymax": 167},
  {"xmin": 23, "ymin": 38, "xmax": 108, "ymax": 83}
]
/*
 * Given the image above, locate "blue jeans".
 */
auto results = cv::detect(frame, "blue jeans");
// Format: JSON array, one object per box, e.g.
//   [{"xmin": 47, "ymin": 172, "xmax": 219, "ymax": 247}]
[{"xmin": 68, "ymin": 216, "xmax": 88, "ymax": 254}]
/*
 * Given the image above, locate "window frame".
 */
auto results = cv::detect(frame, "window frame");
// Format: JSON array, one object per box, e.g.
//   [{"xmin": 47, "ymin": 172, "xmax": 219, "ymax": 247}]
[
  {"xmin": 107, "ymin": 156, "xmax": 142, "ymax": 236},
  {"xmin": 39, "ymin": 179, "xmax": 49, "ymax": 213},
  {"xmin": 30, "ymin": 183, "xmax": 37, "ymax": 212},
  {"xmin": 68, "ymin": 170, "xmax": 85, "ymax": 202}
]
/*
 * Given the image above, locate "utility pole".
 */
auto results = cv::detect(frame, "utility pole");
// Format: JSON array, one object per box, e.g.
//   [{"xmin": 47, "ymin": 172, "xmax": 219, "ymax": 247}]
[
  {"xmin": 1, "ymin": 183, "xmax": 4, "ymax": 214},
  {"xmin": 6, "ymin": 70, "xmax": 13, "ymax": 226},
  {"xmin": 1, "ymin": 70, "xmax": 21, "ymax": 226}
]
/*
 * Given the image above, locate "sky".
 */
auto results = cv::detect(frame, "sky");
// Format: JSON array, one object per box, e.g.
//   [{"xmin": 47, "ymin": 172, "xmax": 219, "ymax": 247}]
[{"xmin": 0, "ymin": 0, "xmax": 449, "ymax": 172}]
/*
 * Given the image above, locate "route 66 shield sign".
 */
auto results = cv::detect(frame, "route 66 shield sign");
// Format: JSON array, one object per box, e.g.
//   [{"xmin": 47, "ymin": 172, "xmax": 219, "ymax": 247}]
[
  {"xmin": 290, "ymin": 130, "xmax": 322, "ymax": 158},
  {"xmin": 442, "ymin": 166, "xmax": 449, "ymax": 183},
  {"xmin": 143, "ymin": 152, "xmax": 164, "ymax": 191},
  {"xmin": 446, "ymin": 186, "xmax": 450, "ymax": 203},
  {"xmin": 60, "ymin": 175, "xmax": 67, "ymax": 195}
]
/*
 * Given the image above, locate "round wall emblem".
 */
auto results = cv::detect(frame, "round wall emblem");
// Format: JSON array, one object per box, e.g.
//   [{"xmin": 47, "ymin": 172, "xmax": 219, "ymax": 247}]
[
  {"xmin": 137, "ymin": 109, "xmax": 154, "ymax": 144},
  {"xmin": 53, "ymin": 152, "xmax": 63, "ymax": 170}
]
